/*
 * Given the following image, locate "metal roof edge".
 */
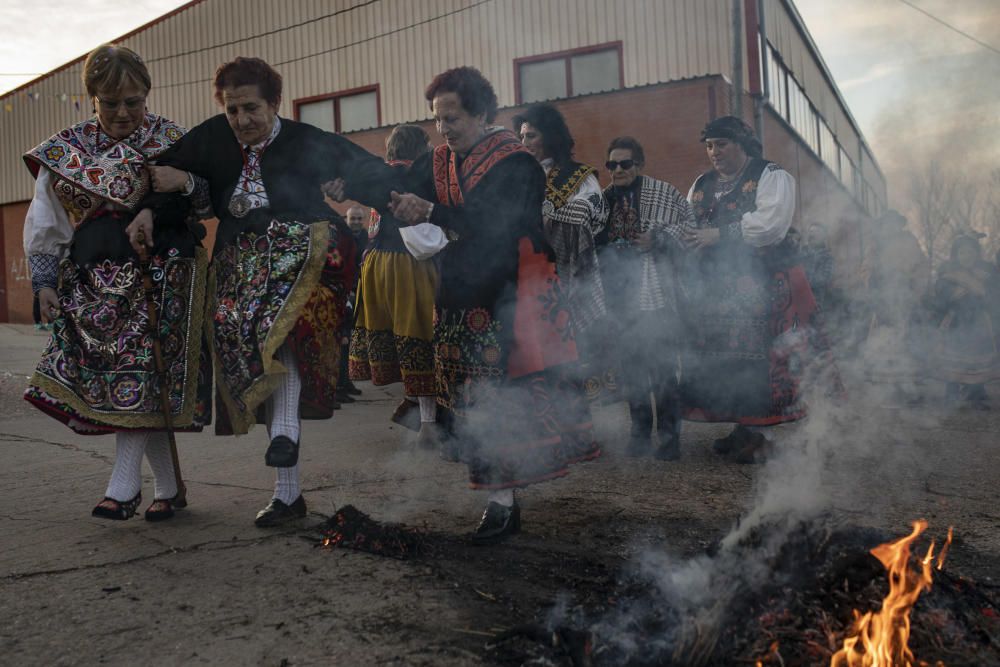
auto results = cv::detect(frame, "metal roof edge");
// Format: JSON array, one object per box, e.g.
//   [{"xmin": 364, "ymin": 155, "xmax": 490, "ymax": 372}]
[{"xmin": 780, "ymin": 0, "xmax": 884, "ymax": 182}]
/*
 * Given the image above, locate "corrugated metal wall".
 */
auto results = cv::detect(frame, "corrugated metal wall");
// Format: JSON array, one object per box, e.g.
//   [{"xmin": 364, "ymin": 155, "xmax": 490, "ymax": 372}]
[
  {"xmin": 0, "ymin": 0, "xmax": 733, "ymax": 205},
  {"xmin": 765, "ymin": 0, "xmax": 850, "ymax": 138},
  {"xmin": 3, "ymin": 0, "xmax": 887, "ymax": 208}
]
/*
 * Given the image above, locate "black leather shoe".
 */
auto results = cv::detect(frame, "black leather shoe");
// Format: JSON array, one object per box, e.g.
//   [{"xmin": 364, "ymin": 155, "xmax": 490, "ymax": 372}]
[
  {"xmin": 265, "ymin": 435, "xmax": 299, "ymax": 467},
  {"xmin": 731, "ymin": 432, "xmax": 774, "ymax": 464},
  {"xmin": 471, "ymin": 501, "xmax": 521, "ymax": 544},
  {"xmin": 92, "ymin": 491, "xmax": 142, "ymax": 521},
  {"xmin": 337, "ymin": 392, "xmax": 356, "ymax": 404},
  {"xmin": 390, "ymin": 398, "xmax": 420, "ymax": 431},
  {"xmin": 343, "ymin": 381, "xmax": 362, "ymax": 396},
  {"xmin": 653, "ymin": 434, "xmax": 681, "ymax": 461},
  {"xmin": 144, "ymin": 495, "xmax": 180, "ymax": 522},
  {"xmin": 713, "ymin": 425, "xmax": 748, "ymax": 456},
  {"xmin": 254, "ymin": 495, "xmax": 307, "ymax": 527}
]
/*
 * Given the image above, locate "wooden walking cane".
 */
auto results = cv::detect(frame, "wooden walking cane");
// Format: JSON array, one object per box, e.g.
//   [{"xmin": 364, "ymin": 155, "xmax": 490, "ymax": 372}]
[{"xmin": 136, "ymin": 228, "xmax": 188, "ymax": 508}]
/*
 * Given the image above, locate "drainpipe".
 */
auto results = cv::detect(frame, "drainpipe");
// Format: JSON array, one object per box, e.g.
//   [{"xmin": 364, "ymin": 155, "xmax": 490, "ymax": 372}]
[
  {"xmin": 731, "ymin": 0, "xmax": 744, "ymax": 118},
  {"xmin": 755, "ymin": 0, "xmax": 768, "ymax": 145}
]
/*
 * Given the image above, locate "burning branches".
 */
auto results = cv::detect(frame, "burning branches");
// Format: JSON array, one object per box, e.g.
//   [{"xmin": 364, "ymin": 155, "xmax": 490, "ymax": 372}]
[
  {"xmin": 318, "ymin": 505, "xmax": 427, "ymax": 559},
  {"xmin": 493, "ymin": 517, "xmax": 998, "ymax": 666},
  {"xmin": 831, "ymin": 521, "xmax": 953, "ymax": 667}
]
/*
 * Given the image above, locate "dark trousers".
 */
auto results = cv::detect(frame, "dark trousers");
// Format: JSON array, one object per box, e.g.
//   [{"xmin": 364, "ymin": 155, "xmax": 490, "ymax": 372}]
[
  {"xmin": 32, "ymin": 295, "xmax": 42, "ymax": 325},
  {"xmin": 615, "ymin": 311, "xmax": 681, "ymax": 441},
  {"xmin": 338, "ymin": 341, "xmax": 350, "ymax": 387},
  {"xmin": 625, "ymin": 356, "xmax": 681, "ymax": 440}
]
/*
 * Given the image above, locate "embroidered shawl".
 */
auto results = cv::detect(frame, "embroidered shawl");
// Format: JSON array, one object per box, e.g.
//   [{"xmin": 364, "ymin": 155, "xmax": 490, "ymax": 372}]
[
  {"xmin": 546, "ymin": 161, "xmax": 597, "ymax": 211},
  {"xmin": 432, "ymin": 128, "xmax": 528, "ymax": 206},
  {"xmin": 24, "ymin": 113, "xmax": 185, "ymax": 226}
]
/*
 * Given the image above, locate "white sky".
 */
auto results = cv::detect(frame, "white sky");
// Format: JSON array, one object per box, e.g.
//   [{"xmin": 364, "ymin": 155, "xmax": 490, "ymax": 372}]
[
  {"xmin": 0, "ymin": 0, "xmax": 190, "ymax": 94},
  {"xmin": 1, "ymin": 0, "xmax": 997, "ymax": 176}
]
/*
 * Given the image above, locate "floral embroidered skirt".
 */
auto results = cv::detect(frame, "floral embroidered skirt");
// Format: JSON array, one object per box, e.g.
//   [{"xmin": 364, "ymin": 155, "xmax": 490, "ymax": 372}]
[
  {"xmin": 682, "ymin": 262, "xmax": 838, "ymax": 426},
  {"xmin": 349, "ymin": 248, "xmax": 437, "ymax": 396},
  {"xmin": 210, "ymin": 215, "xmax": 337, "ymax": 435},
  {"xmin": 24, "ymin": 216, "xmax": 212, "ymax": 434},
  {"xmin": 435, "ymin": 306, "xmax": 599, "ymax": 489},
  {"xmin": 435, "ymin": 238, "xmax": 601, "ymax": 490}
]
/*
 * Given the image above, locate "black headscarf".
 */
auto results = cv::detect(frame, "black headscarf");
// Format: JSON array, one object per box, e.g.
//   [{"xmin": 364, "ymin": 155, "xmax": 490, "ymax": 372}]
[{"xmin": 700, "ymin": 115, "xmax": 763, "ymax": 159}]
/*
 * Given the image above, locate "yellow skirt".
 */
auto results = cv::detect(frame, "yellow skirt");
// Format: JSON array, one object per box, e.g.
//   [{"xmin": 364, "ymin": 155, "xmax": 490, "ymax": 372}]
[{"xmin": 349, "ymin": 249, "xmax": 438, "ymax": 396}]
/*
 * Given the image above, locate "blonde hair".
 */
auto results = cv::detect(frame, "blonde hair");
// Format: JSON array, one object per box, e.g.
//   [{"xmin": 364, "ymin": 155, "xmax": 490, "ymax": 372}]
[{"xmin": 82, "ymin": 44, "xmax": 151, "ymax": 97}]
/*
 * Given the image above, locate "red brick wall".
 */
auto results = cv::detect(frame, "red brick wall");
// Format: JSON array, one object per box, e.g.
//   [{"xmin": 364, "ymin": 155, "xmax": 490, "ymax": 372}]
[
  {"xmin": 344, "ymin": 78, "xmax": 727, "ymax": 199},
  {"xmin": 0, "ymin": 202, "xmax": 7, "ymax": 323},
  {"xmin": 1, "ymin": 201, "xmax": 31, "ymax": 323}
]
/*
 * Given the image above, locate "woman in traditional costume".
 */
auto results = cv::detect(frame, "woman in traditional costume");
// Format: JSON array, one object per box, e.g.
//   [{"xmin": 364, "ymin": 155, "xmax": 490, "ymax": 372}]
[
  {"xmin": 682, "ymin": 116, "xmax": 836, "ymax": 463},
  {"xmin": 929, "ymin": 235, "xmax": 1000, "ymax": 408},
  {"xmin": 348, "ymin": 125, "xmax": 441, "ymax": 448},
  {"xmin": 23, "ymin": 44, "xmax": 211, "ymax": 522},
  {"xmin": 344, "ymin": 67, "xmax": 599, "ymax": 543},
  {"xmin": 512, "ymin": 104, "xmax": 614, "ymax": 405},
  {"xmin": 597, "ymin": 136, "xmax": 695, "ymax": 461},
  {"xmin": 142, "ymin": 57, "xmax": 369, "ymax": 527}
]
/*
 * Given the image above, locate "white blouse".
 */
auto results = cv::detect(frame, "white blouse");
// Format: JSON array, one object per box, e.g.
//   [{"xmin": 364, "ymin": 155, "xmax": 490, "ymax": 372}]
[
  {"xmin": 687, "ymin": 165, "xmax": 796, "ymax": 248},
  {"xmin": 23, "ymin": 169, "xmax": 74, "ymax": 259}
]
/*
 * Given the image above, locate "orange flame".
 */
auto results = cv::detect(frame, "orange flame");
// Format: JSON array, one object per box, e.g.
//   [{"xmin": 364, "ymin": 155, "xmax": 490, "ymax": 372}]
[{"xmin": 830, "ymin": 521, "xmax": 953, "ymax": 667}]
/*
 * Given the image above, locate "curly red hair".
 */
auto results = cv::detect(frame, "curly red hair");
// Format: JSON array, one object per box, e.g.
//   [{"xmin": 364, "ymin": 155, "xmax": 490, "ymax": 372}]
[
  {"xmin": 213, "ymin": 57, "xmax": 282, "ymax": 106},
  {"xmin": 424, "ymin": 67, "xmax": 498, "ymax": 123}
]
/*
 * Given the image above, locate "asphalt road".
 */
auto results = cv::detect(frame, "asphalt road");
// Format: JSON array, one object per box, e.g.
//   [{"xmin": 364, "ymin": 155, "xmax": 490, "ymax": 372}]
[{"xmin": 1, "ymin": 323, "xmax": 997, "ymax": 666}]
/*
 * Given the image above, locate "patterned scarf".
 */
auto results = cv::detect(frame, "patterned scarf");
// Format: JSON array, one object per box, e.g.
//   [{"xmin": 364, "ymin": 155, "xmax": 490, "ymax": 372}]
[
  {"xmin": 432, "ymin": 128, "xmax": 527, "ymax": 205},
  {"xmin": 24, "ymin": 113, "xmax": 185, "ymax": 226}
]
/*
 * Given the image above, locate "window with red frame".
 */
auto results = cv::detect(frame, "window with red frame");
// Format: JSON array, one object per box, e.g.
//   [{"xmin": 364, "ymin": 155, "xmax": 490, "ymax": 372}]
[
  {"xmin": 515, "ymin": 43, "xmax": 623, "ymax": 105},
  {"xmin": 294, "ymin": 86, "xmax": 379, "ymax": 133}
]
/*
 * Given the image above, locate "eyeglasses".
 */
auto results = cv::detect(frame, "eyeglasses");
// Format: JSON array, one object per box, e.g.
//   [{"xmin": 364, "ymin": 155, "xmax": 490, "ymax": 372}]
[
  {"xmin": 605, "ymin": 159, "xmax": 636, "ymax": 171},
  {"xmin": 95, "ymin": 96, "xmax": 146, "ymax": 112}
]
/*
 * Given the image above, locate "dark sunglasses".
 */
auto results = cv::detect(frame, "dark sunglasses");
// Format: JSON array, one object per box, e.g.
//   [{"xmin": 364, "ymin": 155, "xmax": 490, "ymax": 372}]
[{"xmin": 605, "ymin": 159, "xmax": 635, "ymax": 171}]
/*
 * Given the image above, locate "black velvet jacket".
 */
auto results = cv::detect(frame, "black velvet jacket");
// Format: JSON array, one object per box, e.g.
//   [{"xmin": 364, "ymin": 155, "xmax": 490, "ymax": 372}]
[{"xmin": 145, "ymin": 114, "xmax": 380, "ymax": 227}]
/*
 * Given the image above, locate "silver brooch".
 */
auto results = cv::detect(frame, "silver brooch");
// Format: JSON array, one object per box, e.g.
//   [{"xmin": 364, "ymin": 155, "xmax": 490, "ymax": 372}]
[{"xmin": 229, "ymin": 194, "xmax": 251, "ymax": 218}]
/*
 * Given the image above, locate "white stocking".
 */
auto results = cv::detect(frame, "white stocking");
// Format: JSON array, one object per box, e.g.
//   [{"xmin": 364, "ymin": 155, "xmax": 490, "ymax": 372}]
[
  {"xmin": 267, "ymin": 344, "xmax": 301, "ymax": 443},
  {"xmin": 418, "ymin": 396, "xmax": 436, "ymax": 422},
  {"xmin": 144, "ymin": 431, "xmax": 178, "ymax": 500},
  {"xmin": 487, "ymin": 489, "xmax": 515, "ymax": 507},
  {"xmin": 105, "ymin": 431, "xmax": 146, "ymax": 501},
  {"xmin": 274, "ymin": 464, "xmax": 302, "ymax": 505}
]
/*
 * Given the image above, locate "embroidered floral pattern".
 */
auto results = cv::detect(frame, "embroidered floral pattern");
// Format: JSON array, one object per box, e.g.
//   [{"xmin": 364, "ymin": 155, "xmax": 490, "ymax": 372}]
[
  {"xmin": 349, "ymin": 328, "xmax": 437, "ymax": 396},
  {"xmin": 24, "ymin": 113, "xmax": 185, "ymax": 220},
  {"xmin": 24, "ymin": 243, "xmax": 211, "ymax": 432},
  {"xmin": 212, "ymin": 218, "xmax": 319, "ymax": 425},
  {"xmin": 465, "ymin": 308, "xmax": 491, "ymax": 333},
  {"xmin": 435, "ymin": 307, "xmax": 506, "ymax": 382},
  {"xmin": 108, "ymin": 175, "xmax": 134, "ymax": 200},
  {"xmin": 44, "ymin": 145, "xmax": 65, "ymax": 162}
]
